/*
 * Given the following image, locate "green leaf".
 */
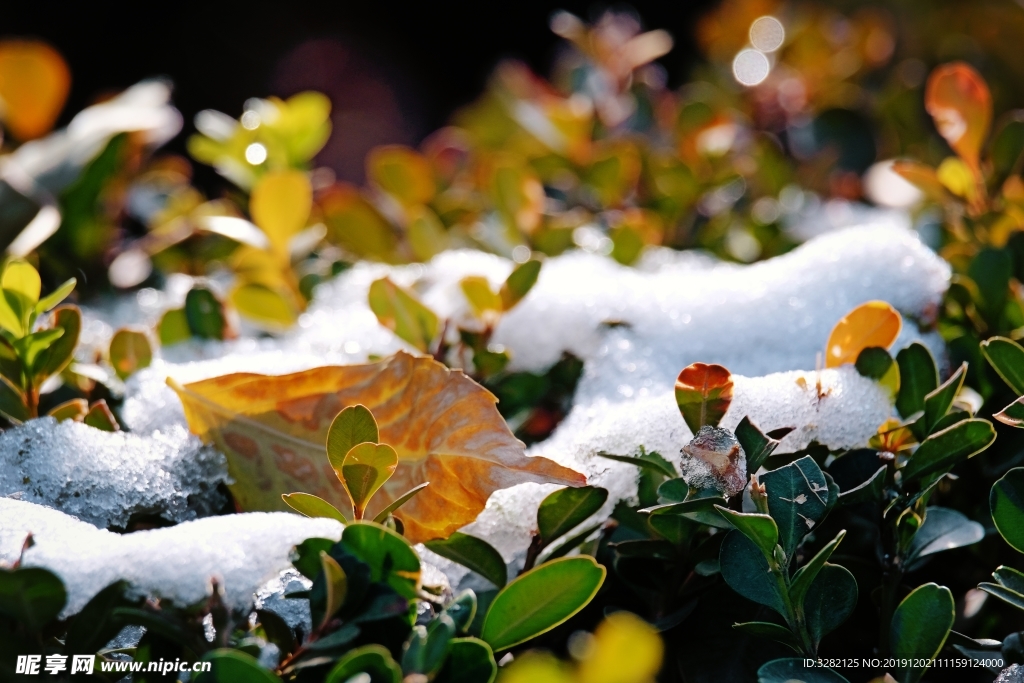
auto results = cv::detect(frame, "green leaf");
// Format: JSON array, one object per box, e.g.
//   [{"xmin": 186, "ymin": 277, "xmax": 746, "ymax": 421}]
[
  {"xmin": 341, "ymin": 521, "xmax": 420, "ymax": 602},
  {"xmin": 158, "ymin": 307, "xmax": 191, "ymax": 346},
  {"xmin": 338, "ymin": 443, "xmax": 398, "ymax": 519},
  {"xmin": 368, "ymin": 276, "xmax": 439, "ymax": 353},
  {"xmin": 641, "ymin": 492, "xmax": 731, "ymax": 529},
  {"xmin": 0, "ymin": 567, "xmax": 66, "ymax": 632},
  {"xmin": 890, "ymin": 583, "xmax": 954, "ymax": 683},
  {"xmin": 402, "ymin": 613, "xmax": 456, "ymax": 676},
  {"xmin": 838, "ymin": 465, "xmax": 887, "ymax": 505},
  {"xmin": 2, "ymin": 260, "xmax": 41, "ymax": 333},
  {"xmin": 981, "ymin": 336, "xmax": 1024, "ymax": 395},
  {"xmin": 373, "ymin": 482, "xmax": 429, "ymax": 523},
  {"xmin": 761, "ymin": 456, "xmax": 831, "ymax": 558},
  {"xmin": 969, "ymin": 248, "xmax": 1013, "ymax": 321},
  {"xmin": 674, "ymin": 362, "xmax": 733, "ymax": 432},
  {"xmin": 537, "ymin": 486, "xmax": 608, "ymax": 545},
  {"xmin": 900, "ymin": 419, "xmax": 996, "ymax": 484},
  {"xmin": 714, "ymin": 506, "xmax": 779, "ymax": 559},
  {"xmin": 83, "ymin": 400, "xmax": 120, "ymax": 431},
  {"xmin": 34, "ymin": 277, "xmax": 76, "ymax": 315},
  {"xmin": 757, "ymin": 659, "xmax": 850, "ymax": 683},
  {"xmin": 461, "ymin": 277, "xmax": 502, "ymax": 317},
  {"xmin": 445, "ymin": 590, "xmax": 478, "ymax": 633},
  {"xmin": 327, "ymin": 405, "xmax": 379, "ymax": 465},
  {"xmin": 0, "ymin": 374, "xmax": 28, "ymax": 423},
  {"xmin": 539, "ymin": 522, "xmax": 602, "ymax": 563},
  {"xmin": 994, "ymin": 565, "xmax": 1024, "ymax": 593},
  {"xmin": 990, "ymin": 467, "xmax": 1024, "ymax": 553},
  {"xmin": 804, "ymin": 564, "xmax": 857, "ymax": 647},
  {"xmin": 425, "ymin": 532, "xmax": 507, "ymax": 589},
  {"xmin": 184, "ymin": 287, "xmax": 228, "ymax": 340},
  {"xmin": 995, "ymin": 396, "xmax": 1024, "ymax": 427},
  {"xmin": 194, "ymin": 649, "xmax": 281, "ymax": 683},
  {"xmin": 231, "ymin": 283, "xmax": 297, "ymax": 330},
  {"xmin": 595, "ymin": 451, "xmax": 677, "ymax": 479},
  {"xmin": 896, "ymin": 343, "xmax": 938, "ymax": 419},
  {"xmin": 789, "ymin": 530, "xmax": 846, "ymax": 609},
  {"xmin": 919, "ymin": 362, "xmax": 966, "ymax": 435},
  {"xmin": 992, "ymin": 116, "xmax": 1024, "ymax": 183},
  {"xmin": 499, "ymin": 260, "xmax": 541, "ymax": 311},
  {"xmin": 282, "ymin": 492, "xmax": 349, "ymax": 523},
  {"xmin": 292, "ymin": 538, "xmax": 336, "ymax": 580},
  {"xmin": 736, "ymin": 416, "xmax": 781, "ymax": 474},
  {"xmin": 319, "ymin": 551, "xmax": 348, "ymax": 628},
  {"xmin": 733, "ymin": 622, "xmax": 802, "ymax": 653},
  {"xmin": 32, "ymin": 305, "xmax": 80, "ymax": 383},
  {"xmin": 855, "ymin": 346, "xmax": 900, "ymax": 398},
  {"xmin": 435, "ymin": 637, "xmax": 497, "ymax": 683},
  {"xmin": 15, "ymin": 327, "xmax": 62, "ymax": 373},
  {"xmin": 108, "ymin": 327, "xmax": 152, "ymax": 380},
  {"xmin": 324, "ymin": 645, "xmax": 402, "ymax": 683},
  {"xmin": 978, "ymin": 581, "xmax": 1024, "ymax": 611},
  {"xmin": 905, "ymin": 507, "xmax": 984, "ymax": 571},
  {"xmin": 481, "ymin": 556, "xmax": 605, "ymax": 651},
  {"xmin": 719, "ymin": 531, "xmax": 787, "ymax": 618}
]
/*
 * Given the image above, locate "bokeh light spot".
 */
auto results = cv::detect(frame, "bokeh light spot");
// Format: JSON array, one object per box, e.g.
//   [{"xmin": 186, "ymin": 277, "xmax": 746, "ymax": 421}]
[
  {"xmin": 749, "ymin": 16, "xmax": 785, "ymax": 52},
  {"xmin": 732, "ymin": 49, "xmax": 770, "ymax": 87},
  {"xmin": 244, "ymin": 142, "xmax": 268, "ymax": 165}
]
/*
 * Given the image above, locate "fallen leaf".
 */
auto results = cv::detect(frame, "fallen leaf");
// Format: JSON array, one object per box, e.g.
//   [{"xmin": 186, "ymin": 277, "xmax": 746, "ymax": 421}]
[
  {"xmin": 825, "ymin": 301, "xmax": 902, "ymax": 368},
  {"xmin": 674, "ymin": 362, "xmax": 733, "ymax": 433},
  {"xmin": 925, "ymin": 62, "xmax": 991, "ymax": 172},
  {"xmin": 168, "ymin": 351, "xmax": 584, "ymax": 541}
]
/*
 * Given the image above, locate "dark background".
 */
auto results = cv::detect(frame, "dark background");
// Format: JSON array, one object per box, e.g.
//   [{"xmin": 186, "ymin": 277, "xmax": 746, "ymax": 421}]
[{"xmin": 3, "ymin": 1, "xmax": 716, "ymax": 184}]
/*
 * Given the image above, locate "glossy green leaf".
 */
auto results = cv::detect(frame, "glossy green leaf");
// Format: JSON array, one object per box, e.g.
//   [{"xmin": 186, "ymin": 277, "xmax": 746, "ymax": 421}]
[
  {"xmin": 327, "ymin": 405, "xmax": 380, "ymax": 467},
  {"xmin": 34, "ymin": 277, "xmax": 75, "ymax": 314},
  {"xmin": 184, "ymin": 287, "xmax": 227, "ymax": 340},
  {"xmin": 320, "ymin": 551, "xmax": 348, "ymax": 628},
  {"xmin": 978, "ymin": 581, "xmax": 1024, "ymax": 611},
  {"xmin": 719, "ymin": 530, "xmax": 786, "ymax": 618},
  {"xmin": 919, "ymin": 362, "xmax": 966, "ymax": 434},
  {"xmin": 642, "ymin": 491, "xmax": 732, "ymax": 529},
  {"xmin": 339, "ymin": 442, "xmax": 398, "ymax": 518},
  {"xmin": 435, "ymin": 637, "xmax": 497, "ymax": 683},
  {"xmin": 757, "ymin": 659, "xmax": 850, "ymax": 683},
  {"xmin": 900, "ymin": 419, "xmax": 996, "ymax": 484},
  {"xmin": 108, "ymin": 327, "xmax": 152, "ymax": 380},
  {"xmin": 47, "ymin": 397, "xmax": 87, "ymax": 422},
  {"xmin": 991, "ymin": 467, "xmax": 1024, "ymax": 553},
  {"xmin": 804, "ymin": 564, "xmax": 857, "ymax": 647},
  {"xmin": 736, "ymin": 416, "xmax": 781, "ymax": 474},
  {"xmin": 838, "ymin": 465, "xmax": 887, "ymax": 505},
  {"xmin": 373, "ymin": 482, "xmax": 429, "ymax": 523},
  {"xmin": 292, "ymin": 538, "xmax": 335, "ymax": 580},
  {"xmin": 761, "ymin": 455, "xmax": 831, "ymax": 558},
  {"xmin": 981, "ymin": 336, "xmax": 1024, "ymax": 395},
  {"xmin": 425, "ymin": 532, "xmax": 507, "ymax": 589},
  {"xmin": 715, "ymin": 507, "xmax": 779, "ymax": 559},
  {"xmin": 83, "ymin": 400, "xmax": 119, "ymax": 431},
  {"xmin": 789, "ymin": 530, "xmax": 845, "ymax": 609},
  {"xmin": 368, "ymin": 276, "xmax": 439, "ymax": 352},
  {"xmin": 539, "ymin": 522, "xmax": 602, "ymax": 562},
  {"xmin": 461, "ymin": 277, "xmax": 502, "ymax": 317},
  {"xmin": 905, "ymin": 507, "xmax": 984, "ymax": 571},
  {"xmin": 0, "ymin": 567, "xmax": 66, "ymax": 632},
  {"xmin": 32, "ymin": 305, "xmax": 80, "ymax": 383},
  {"xmin": 194, "ymin": 649, "xmax": 281, "ymax": 683},
  {"xmin": 537, "ymin": 485, "xmax": 608, "ymax": 545},
  {"xmin": 896, "ymin": 343, "xmax": 938, "ymax": 419},
  {"xmin": 341, "ymin": 521, "xmax": 420, "ymax": 602},
  {"xmin": 969, "ymin": 248, "xmax": 1012, "ymax": 321},
  {"xmin": 499, "ymin": 260, "xmax": 541, "ymax": 311},
  {"xmin": 282, "ymin": 492, "xmax": 349, "ymax": 523},
  {"xmin": 855, "ymin": 346, "xmax": 899, "ymax": 398},
  {"xmin": 481, "ymin": 556, "xmax": 605, "ymax": 651},
  {"xmin": 994, "ymin": 565, "xmax": 1024, "ymax": 593},
  {"xmin": 890, "ymin": 583, "xmax": 954, "ymax": 683},
  {"xmin": 15, "ymin": 327, "xmax": 62, "ymax": 373},
  {"xmin": 324, "ymin": 644, "xmax": 402, "ymax": 683},
  {"xmin": 733, "ymin": 622, "xmax": 801, "ymax": 653}
]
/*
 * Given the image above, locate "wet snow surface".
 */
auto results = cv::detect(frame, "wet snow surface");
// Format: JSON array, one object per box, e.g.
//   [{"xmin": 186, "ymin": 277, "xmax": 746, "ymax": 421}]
[{"xmin": 4, "ymin": 220, "xmax": 952, "ymax": 603}]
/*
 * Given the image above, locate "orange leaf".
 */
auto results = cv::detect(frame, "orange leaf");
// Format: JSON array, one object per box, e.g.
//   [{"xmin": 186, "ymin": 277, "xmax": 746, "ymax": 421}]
[
  {"xmin": 825, "ymin": 301, "xmax": 902, "ymax": 368},
  {"xmin": 0, "ymin": 40, "xmax": 70, "ymax": 140},
  {"xmin": 674, "ymin": 363, "xmax": 733, "ymax": 434},
  {"xmin": 168, "ymin": 351, "xmax": 584, "ymax": 542},
  {"xmin": 925, "ymin": 62, "xmax": 991, "ymax": 171}
]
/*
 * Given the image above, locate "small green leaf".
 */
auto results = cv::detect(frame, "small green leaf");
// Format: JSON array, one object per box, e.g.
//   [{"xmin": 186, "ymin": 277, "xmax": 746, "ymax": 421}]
[
  {"xmin": 641, "ymin": 492, "xmax": 732, "ymax": 529},
  {"xmin": 499, "ymin": 260, "xmax": 541, "ymax": 311},
  {"xmin": 461, "ymin": 277, "xmax": 502, "ymax": 317},
  {"xmin": 991, "ymin": 467, "xmax": 1024, "ymax": 553},
  {"xmin": 994, "ymin": 565, "xmax": 1024, "ymax": 593},
  {"xmin": 292, "ymin": 538, "xmax": 335, "ymax": 580},
  {"xmin": 425, "ymin": 532, "xmax": 507, "ymax": 589},
  {"xmin": 674, "ymin": 362, "xmax": 733, "ymax": 432},
  {"xmin": 890, "ymin": 583, "xmax": 954, "ymax": 683},
  {"xmin": 905, "ymin": 507, "xmax": 984, "ymax": 571},
  {"xmin": 373, "ymin": 482, "xmax": 429, "ymax": 523},
  {"xmin": 714, "ymin": 507, "xmax": 779, "ymax": 559},
  {"xmin": 719, "ymin": 531, "xmax": 787, "ymax": 618},
  {"xmin": 108, "ymin": 327, "xmax": 152, "ymax": 380},
  {"xmin": 231, "ymin": 283, "xmax": 297, "ymax": 330},
  {"xmin": 434, "ymin": 637, "xmax": 497, "ymax": 683},
  {"xmin": 320, "ymin": 551, "xmax": 348, "ymax": 628},
  {"xmin": 327, "ymin": 405, "xmax": 379, "ymax": 467},
  {"xmin": 32, "ymin": 305, "xmax": 80, "ymax": 383},
  {"xmin": 184, "ymin": 287, "xmax": 228, "ymax": 340},
  {"xmin": 981, "ymin": 336, "xmax": 1024, "ymax": 395},
  {"xmin": 324, "ymin": 644, "xmax": 402, "ymax": 683},
  {"xmin": 15, "ymin": 327, "xmax": 62, "ymax": 373},
  {"xmin": 919, "ymin": 362, "xmax": 966, "ymax": 435},
  {"xmin": 855, "ymin": 346, "xmax": 900, "ymax": 398},
  {"xmin": 978, "ymin": 581, "xmax": 1024, "ymax": 611},
  {"xmin": 896, "ymin": 343, "xmax": 939, "ymax": 419},
  {"xmin": 282, "ymin": 492, "xmax": 349, "ymax": 523},
  {"xmin": 735, "ymin": 416, "xmax": 781, "ymax": 474},
  {"xmin": 733, "ymin": 622, "xmax": 802, "ymax": 653},
  {"xmin": 194, "ymin": 649, "xmax": 282, "ymax": 683},
  {"xmin": 481, "ymin": 556, "xmax": 605, "ymax": 651},
  {"xmin": 804, "ymin": 564, "xmax": 857, "ymax": 647},
  {"xmin": 757, "ymin": 659, "xmax": 850, "ymax": 683},
  {"xmin": 35, "ymin": 277, "xmax": 76, "ymax": 315},
  {"xmin": 761, "ymin": 455, "xmax": 831, "ymax": 558},
  {"xmin": 158, "ymin": 307, "xmax": 191, "ymax": 346},
  {"xmin": 0, "ymin": 567, "xmax": 67, "ymax": 632},
  {"xmin": 537, "ymin": 486, "xmax": 608, "ymax": 545},
  {"xmin": 900, "ymin": 419, "xmax": 996, "ymax": 484},
  {"xmin": 83, "ymin": 400, "xmax": 119, "ymax": 431},
  {"xmin": 47, "ymin": 398, "xmax": 88, "ymax": 422},
  {"xmin": 790, "ymin": 530, "xmax": 846, "ymax": 609},
  {"xmin": 538, "ymin": 522, "xmax": 602, "ymax": 563},
  {"xmin": 368, "ymin": 276, "xmax": 439, "ymax": 352},
  {"xmin": 0, "ymin": 374, "xmax": 28, "ymax": 423},
  {"xmin": 838, "ymin": 465, "xmax": 887, "ymax": 505},
  {"xmin": 338, "ymin": 443, "xmax": 397, "ymax": 518},
  {"xmin": 969, "ymin": 248, "xmax": 1012, "ymax": 321}
]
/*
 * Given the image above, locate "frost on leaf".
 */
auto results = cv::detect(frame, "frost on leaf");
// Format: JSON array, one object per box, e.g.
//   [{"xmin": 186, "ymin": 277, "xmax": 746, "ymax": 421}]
[
  {"xmin": 678, "ymin": 425, "xmax": 747, "ymax": 497},
  {"xmin": 168, "ymin": 350, "xmax": 584, "ymax": 542}
]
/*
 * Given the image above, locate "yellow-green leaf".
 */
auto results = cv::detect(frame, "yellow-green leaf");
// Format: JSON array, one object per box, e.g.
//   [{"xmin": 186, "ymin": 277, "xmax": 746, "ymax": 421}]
[
  {"xmin": 326, "ymin": 405, "xmax": 379, "ymax": 468},
  {"xmin": 319, "ymin": 550, "xmax": 348, "ymax": 628},
  {"xmin": 47, "ymin": 398, "xmax": 88, "ymax": 422},
  {"xmin": 460, "ymin": 277, "xmax": 502, "ymax": 318},
  {"xmin": 83, "ymin": 400, "xmax": 120, "ymax": 432},
  {"xmin": 282, "ymin": 492, "xmax": 349, "ymax": 523},
  {"xmin": 368, "ymin": 277, "xmax": 439, "ymax": 353},
  {"xmin": 35, "ymin": 277, "xmax": 75, "ymax": 315},
  {"xmin": 340, "ymin": 442, "xmax": 398, "ymax": 518},
  {"xmin": 825, "ymin": 301, "xmax": 902, "ymax": 368},
  {"xmin": 936, "ymin": 156, "xmax": 976, "ymax": 200},
  {"xmin": 499, "ymin": 260, "xmax": 541, "ymax": 311},
  {"xmin": 250, "ymin": 170, "xmax": 313, "ymax": 257},
  {"xmin": 109, "ymin": 327, "xmax": 153, "ymax": 380},
  {"xmin": 230, "ymin": 282, "xmax": 298, "ymax": 331},
  {"xmin": 367, "ymin": 146, "xmax": 435, "ymax": 206},
  {"xmin": 406, "ymin": 205, "xmax": 448, "ymax": 261}
]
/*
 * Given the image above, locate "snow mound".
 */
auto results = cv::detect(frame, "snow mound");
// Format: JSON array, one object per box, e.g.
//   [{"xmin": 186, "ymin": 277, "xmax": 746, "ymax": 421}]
[
  {"xmin": 0, "ymin": 418, "xmax": 228, "ymax": 528},
  {"xmin": 0, "ymin": 499, "xmax": 342, "ymax": 616}
]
